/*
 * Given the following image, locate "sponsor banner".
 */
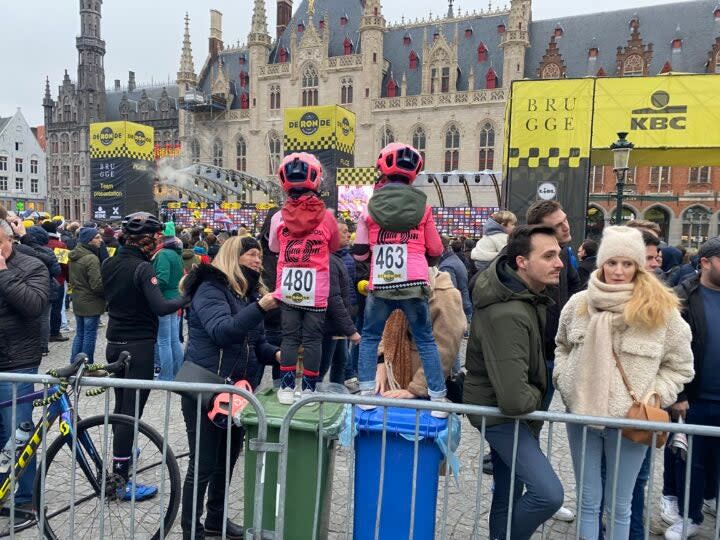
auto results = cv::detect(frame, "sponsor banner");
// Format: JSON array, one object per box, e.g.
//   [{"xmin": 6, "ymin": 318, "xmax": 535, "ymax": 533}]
[
  {"xmin": 90, "ymin": 121, "xmax": 155, "ymax": 161},
  {"xmin": 159, "ymin": 202, "xmax": 279, "ymax": 231},
  {"xmin": 283, "ymin": 105, "xmax": 356, "ymax": 154},
  {"xmin": 507, "ymin": 79, "xmax": 594, "ymax": 169},
  {"xmin": 91, "ymin": 158, "xmax": 155, "ymax": 221}
]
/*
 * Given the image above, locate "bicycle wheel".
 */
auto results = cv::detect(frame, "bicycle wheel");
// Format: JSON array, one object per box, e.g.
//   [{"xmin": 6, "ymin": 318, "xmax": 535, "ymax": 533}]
[{"xmin": 33, "ymin": 413, "xmax": 180, "ymax": 539}]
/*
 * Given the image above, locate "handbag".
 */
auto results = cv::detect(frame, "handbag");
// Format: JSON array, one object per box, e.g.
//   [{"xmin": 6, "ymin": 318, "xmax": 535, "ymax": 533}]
[
  {"xmin": 613, "ymin": 352, "xmax": 670, "ymax": 448},
  {"xmin": 174, "ymin": 350, "xmax": 227, "ymax": 409}
]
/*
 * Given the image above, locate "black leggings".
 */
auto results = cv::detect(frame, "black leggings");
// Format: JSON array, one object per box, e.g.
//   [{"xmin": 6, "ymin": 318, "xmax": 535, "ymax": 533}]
[
  {"xmin": 280, "ymin": 304, "xmax": 325, "ymax": 374},
  {"xmin": 180, "ymin": 396, "xmax": 244, "ymax": 532},
  {"xmin": 106, "ymin": 339, "xmax": 155, "ymax": 475}
]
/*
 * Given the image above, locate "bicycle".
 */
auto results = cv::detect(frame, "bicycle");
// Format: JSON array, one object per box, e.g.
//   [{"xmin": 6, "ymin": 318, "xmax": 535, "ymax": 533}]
[{"xmin": 0, "ymin": 353, "xmax": 181, "ymax": 539}]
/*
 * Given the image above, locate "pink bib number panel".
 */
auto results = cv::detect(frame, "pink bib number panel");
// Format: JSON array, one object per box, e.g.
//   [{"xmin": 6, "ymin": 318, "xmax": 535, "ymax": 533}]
[
  {"xmin": 372, "ymin": 244, "xmax": 408, "ymax": 286},
  {"xmin": 281, "ymin": 267, "xmax": 317, "ymax": 307}
]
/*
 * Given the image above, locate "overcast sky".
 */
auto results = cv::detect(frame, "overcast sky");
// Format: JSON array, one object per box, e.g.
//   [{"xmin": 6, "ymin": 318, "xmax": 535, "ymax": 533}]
[{"xmin": 2, "ymin": 0, "xmax": 684, "ymax": 126}]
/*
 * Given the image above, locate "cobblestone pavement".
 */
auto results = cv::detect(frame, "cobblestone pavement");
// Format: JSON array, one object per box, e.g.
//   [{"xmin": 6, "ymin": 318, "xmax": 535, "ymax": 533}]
[{"xmin": 2, "ymin": 312, "xmax": 717, "ymax": 538}]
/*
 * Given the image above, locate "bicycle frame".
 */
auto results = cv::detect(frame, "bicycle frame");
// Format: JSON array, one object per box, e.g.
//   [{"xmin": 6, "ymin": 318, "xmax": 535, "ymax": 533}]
[{"xmin": 0, "ymin": 385, "xmax": 104, "ymax": 505}]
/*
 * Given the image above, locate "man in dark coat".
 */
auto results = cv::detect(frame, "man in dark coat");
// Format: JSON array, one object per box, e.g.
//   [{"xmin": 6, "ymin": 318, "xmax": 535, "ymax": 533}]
[{"xmin": 0, "ymin": 214, "xmax": 49, "ymax": 524}]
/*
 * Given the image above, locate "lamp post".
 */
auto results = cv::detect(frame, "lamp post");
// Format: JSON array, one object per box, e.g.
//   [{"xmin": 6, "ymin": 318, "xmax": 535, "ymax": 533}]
[{"xmin": 610, "ymin": 132, "xmax": 634, "ymax": 225}]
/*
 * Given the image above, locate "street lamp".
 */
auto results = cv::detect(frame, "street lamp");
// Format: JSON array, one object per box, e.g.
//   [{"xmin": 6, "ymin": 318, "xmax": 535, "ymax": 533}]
[{"xmin": 610, "ymin": 132, "xmax": 634, "ymax": 225}]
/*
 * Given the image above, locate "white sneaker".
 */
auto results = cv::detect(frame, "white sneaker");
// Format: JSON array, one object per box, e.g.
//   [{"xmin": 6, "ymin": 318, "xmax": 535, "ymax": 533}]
[
  {"xmin": 357, "ymin": 390, "xmax": 376, "ymax": 411},
  {"xmin": 660, "ymin": 495, "xmax": 682, "ymax": 525},
  {"xmin": 664, "ymin": 519, "xmax": 699, "ymax": 539},
  {"xmin": 430, "ymin": 396, "xmax": 450, "ymax": 419},
  {"xmin": 553, "ymin": 506, "xmax": 575, "ymax": 522},
  {"xmin": 703, "ymin": 498, "xmax": 717, "ymax": 517}
]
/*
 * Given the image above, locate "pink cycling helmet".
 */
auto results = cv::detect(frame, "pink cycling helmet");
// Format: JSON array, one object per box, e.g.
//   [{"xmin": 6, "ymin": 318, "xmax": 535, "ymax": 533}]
[
  {"xmin": 376, "ymin": 142, "xmax": 424, "ymax": 184},
  {"xmin": 278, "ymin": 152, "xmax": 323, "ymax": 193}
]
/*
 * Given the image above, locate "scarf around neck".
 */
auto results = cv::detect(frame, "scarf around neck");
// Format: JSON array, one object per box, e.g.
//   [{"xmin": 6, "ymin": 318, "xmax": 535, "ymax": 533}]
[{"xmin": 571, "ymin": 272, "xmax": 634, "ymax": 418}]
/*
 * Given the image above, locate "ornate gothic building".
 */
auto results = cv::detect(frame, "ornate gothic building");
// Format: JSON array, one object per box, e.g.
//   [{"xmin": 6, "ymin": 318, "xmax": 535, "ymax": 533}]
[{"xmin": 43, "ymin": 0, "xmax": 181, "ymax": 221}]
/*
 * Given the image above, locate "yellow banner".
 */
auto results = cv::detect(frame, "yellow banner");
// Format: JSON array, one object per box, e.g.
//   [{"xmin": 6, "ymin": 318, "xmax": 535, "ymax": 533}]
[
  {"xmin": 592, "ymin": 75, "xmax": 720, "ymax": 150},
  {"xmin": 283, "ymin": 105, "xmax": 356, "ymax": 154},
  {"xmin": 54, "ymin": 248, "xmax": 69, "ymax": 265},
  {"xmin": 507, "ymin": 79, "xmax": 594, "ymax": 168},
  {"xmin": 90, "ymin": 121, "xmax": 155, "ymax": 161}
]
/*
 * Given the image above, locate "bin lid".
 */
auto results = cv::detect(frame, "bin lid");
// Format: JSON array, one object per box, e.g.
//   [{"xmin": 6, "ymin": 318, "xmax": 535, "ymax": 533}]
[
  {"xmin": 240, "ymin": 388, "xmax": 346, "ymax": 435},
  {"xmin": 355, "ymin": 406, "xmax": 447, "ymax": 439}
]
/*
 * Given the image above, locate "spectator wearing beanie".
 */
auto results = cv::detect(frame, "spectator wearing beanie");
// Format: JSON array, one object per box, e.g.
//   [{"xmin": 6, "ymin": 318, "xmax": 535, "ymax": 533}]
[
  {"xmin": 42, "ymin": 221, "xmax": 69, "ymax": 339},
  {"xmin": 68, "ymin": 227, "xmax": 105, "ymax": 363},
  {"xmin": 554, "ymin": 226, "xmax": 693, "ymax": 540},
  {"xmin": 102, "ymin": 226, "xmax": 119, "ymax": 250}
]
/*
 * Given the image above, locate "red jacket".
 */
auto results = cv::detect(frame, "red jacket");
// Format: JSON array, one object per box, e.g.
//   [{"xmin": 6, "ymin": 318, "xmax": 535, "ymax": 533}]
[{"xmin": 47, "ymin": 236, "xmax": 68, "ymax": 285}]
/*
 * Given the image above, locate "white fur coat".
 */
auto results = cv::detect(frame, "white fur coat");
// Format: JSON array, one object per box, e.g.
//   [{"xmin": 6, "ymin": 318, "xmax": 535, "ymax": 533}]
[
  {"xmin": 470, "ymin": 232, "xmax": 508, "ymax": 263},
  {"xmin": 553, "ymin": 291, "xmax": 694, "ymax": 419}
]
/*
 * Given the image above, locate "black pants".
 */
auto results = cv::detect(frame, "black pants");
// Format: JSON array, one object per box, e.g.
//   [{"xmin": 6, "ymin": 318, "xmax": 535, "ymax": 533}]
[
  {"xmin": 180, "ymin": 396, "xmax": 244, "ymax": 532},
  {"xmin": 50, "ymin": 285, "xmax": 64, "ymax": 335},
  {"xmin": 107, "ymin": 339, "xmax": 155, "ymax": 474},
  {"xmin": 280, "ymin": 304, "xmax": 325, "ymax": 373}
]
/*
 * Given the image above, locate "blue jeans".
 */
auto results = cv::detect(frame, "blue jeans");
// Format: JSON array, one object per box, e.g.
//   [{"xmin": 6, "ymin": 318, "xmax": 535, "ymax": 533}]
[
  {"xmin": 485, "ymin": 422, "xmax": 564, "ymax": 539},
  {"xmin": 358, "ymin": 295, "xmax": 446, "ymax": 398},
  {"xmin": 567, "ymin": 424, "xmax": 647, "ymax": 540},
  {"xmin": 629, "ymin": 449, "xmax": 652, "ymax": 540},
  {"xmin": 0, "ymin": 368, "xmax": 38, "ymax": 505},
  {"xmin": 156, "ymin": 313, "xmax": 184, "ymax": 381},
  {"xmin": 319, "ymin": 337, "xmax": 348, "ymax": 385},
  {"xmin": 70, "ymin": 315, "xmax": 100, "ymax": 364},
  {"xmin": 678, "ymin": 399, "xmax": 720, "ymax": 525}
]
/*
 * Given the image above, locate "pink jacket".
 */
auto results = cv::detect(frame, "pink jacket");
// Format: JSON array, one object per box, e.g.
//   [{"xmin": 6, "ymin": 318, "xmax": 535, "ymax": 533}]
[
  {"xmin": 355, "ymin": 206, "xmax": 443, "ymax": 291},
  {"xmin": 269, "ymin": 209, "xmax": 339, "ymax": 309}
]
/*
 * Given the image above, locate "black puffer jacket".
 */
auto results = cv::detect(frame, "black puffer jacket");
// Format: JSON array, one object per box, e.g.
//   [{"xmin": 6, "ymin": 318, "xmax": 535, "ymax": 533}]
[
  {"xmin": 324, "ymin": 252, "xmax": 357, "ymax": 337},
  {"xmin": 675, "ymin": 276, "xmax": 706, "ymax": 402},
  {"xmin": 19, "ymin": 227, "xmax": 62, "ymax": 300},
  {"xmin": 0, "ymin": 249, "xmax": 49, "ymax": 371}
]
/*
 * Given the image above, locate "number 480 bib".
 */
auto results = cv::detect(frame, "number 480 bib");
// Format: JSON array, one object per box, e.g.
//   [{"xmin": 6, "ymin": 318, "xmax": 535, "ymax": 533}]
[
  {"xmin": 372, "ymin": 244, "xmax": 408, "ymax": 285},
  {"xmin": 281, "ymin": 267, "xmax": 317, "ymax": 307}
]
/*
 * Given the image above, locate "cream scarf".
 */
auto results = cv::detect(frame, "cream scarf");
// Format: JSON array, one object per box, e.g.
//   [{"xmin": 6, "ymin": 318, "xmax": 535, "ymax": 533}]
[{"xmin": 570, "ymin": 273, "xmax": 634, "ymax": 418}]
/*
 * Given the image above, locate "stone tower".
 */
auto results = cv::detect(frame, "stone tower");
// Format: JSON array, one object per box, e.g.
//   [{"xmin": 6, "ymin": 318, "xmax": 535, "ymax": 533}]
[
  {"xmin": 76, "ymin": 0, "xmax": 106, "ymax": 124},
  {"xmin": 500, "ymin": 0, "xmax": 531, "ymax": 87},
  {"xmin": 248, "ymin": 0, "xmax": 272, "ymax": 132},
  {"xmin": 358, "ymin": 0, "xmax": 386, "ymax": 148},
  {"xmin": 177, "ymin": 13, "xmax": 197, "ymax": 96}
]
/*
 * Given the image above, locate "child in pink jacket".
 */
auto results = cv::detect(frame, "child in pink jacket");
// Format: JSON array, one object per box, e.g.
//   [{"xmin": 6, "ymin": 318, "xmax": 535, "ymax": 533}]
[
  {"xmin": 270, "ymin": 153, "xmax": 339, "ymax": 403},
  {"xmin": 353, "ymin": 143, "xmax": 448, "ymax": 417}
]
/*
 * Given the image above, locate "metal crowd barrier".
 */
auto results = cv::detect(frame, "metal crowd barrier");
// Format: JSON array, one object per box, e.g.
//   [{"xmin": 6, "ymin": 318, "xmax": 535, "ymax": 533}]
[{"xmin": 0, "ymin": 372, "xmax": 718, "ymax": 539}]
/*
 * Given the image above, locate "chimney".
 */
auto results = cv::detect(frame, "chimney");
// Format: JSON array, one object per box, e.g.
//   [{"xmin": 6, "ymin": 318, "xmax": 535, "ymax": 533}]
[
  {"xmin": 114, "ymin": 79, "xmax": 121, "ymax": 91},
  {"xmin": 128, "ymin": 71, "xmax": 136, "ymax": 92},
  {"xmin": 209, "ymin": 9, "xmax": 224, "ymax": 60},
  {"xmin": 276, "ymin": 0, "xmax": 293, "ymax": 40}
]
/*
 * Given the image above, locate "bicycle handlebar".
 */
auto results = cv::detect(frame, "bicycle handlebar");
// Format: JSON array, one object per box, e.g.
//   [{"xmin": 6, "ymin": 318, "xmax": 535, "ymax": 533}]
[
  {"xmin": 104, "ymin": 351, "xmax": 131, "ymax": 375},
  {"xmin": 51, "ymin": 353, "xmax": 89, "ymax": 379}
]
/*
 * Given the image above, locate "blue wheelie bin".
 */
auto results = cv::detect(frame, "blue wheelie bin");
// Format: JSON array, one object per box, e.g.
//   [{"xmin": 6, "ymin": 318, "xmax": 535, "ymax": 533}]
[{"xmin": 353, "ymin": 406, "xmax": 447, "ymax": 540}]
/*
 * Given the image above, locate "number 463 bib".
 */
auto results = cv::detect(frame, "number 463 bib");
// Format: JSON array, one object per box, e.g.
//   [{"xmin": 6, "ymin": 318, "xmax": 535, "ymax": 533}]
[
  {"xmin": 372, "ymin": 244, "xmax": 408, "ymax": 286},
  {"xmin": 281, "ymin": 267, "xmax": 317, "ymax": 307}
]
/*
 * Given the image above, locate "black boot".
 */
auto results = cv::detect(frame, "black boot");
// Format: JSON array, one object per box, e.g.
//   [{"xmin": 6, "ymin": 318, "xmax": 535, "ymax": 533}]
[
  {"xmin": 182, "ymin": 525, "xmax": 205, "ymax": 540},
  {"xmin": 204, "ymin": 518, "xmax": 243, "ymax": 539}
]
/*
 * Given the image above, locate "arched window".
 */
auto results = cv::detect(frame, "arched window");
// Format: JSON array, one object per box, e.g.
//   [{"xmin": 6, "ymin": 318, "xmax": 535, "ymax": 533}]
[
  {"xmin": 485, "ymin": 67, "xmax": 498, "ymax": 89},
  {"xmin": 71, "ymin": 132, "xmax": 79, "ymax": 153},
  {"xmin": 478, "ymin": 122, "xmax": 495, "ymax": 170},
  {"xmin": 644, "ymin": 206, "xmax": 671, "ymax": 242},
  {"xmin": 60, "ymin": 133, "xmax": 70, "ymax": 153},
  {"xmin": 341, "ymin": 78, "xmax": 353, "ymax": 105},
  {"xmin": 343, "ymin": 37, "xmax": 353, "ymax": 55},
  {"xmin": 63, "ymin": 96, "xmax": 71, "ymax": 120},
  {"xmin": 49, "ymin": 134, "xmax": 58, "ymax": 154},
  {"xmin": 278, "ymin": 47, "xmax": 288, "ymax": 63},
  {"xmin": 623, "ymin": 54, "xmax": 644, "ymax": 76},
  {"xmin": 409, "ymin": 51, "xmax": 418, "ymax": 70},
  {"xmin": 270, "ymin": 85, "xmax": 281, "ymax": 110},
  {"xmin": 236, "ymin": 137, "xmax": 247, "ymax": 172},
  {"xmin": 386, "ymin": 78, "xmax": 398, "ymax": 98},
  {"xmin": 190, "ymin": 139, "xmax": 200, "ymax": 164},
  {"xmin": 444, "ymin": 125, "xmax": 460, "ymax": 172},
  {"xmin": 267, "ymin": 133, "xmax": 282, "ymax": 175},
  {"xmin": 682, "ymin": 206, "xmax": 712, "ymax": 248},
  {"xmin": 412, "ymin": 126, "xmax": 426, "ymax": 164},
  {"xmin": 302, "ymin": 65, "xmax": 319, "ymax": 107},
  {"xmin": 212, "ymin": 139, "xmax": 223, "ymax": 167},
  {"xmin": 381, "ymin": 125, "xmax": 394, "ymax": 148}
]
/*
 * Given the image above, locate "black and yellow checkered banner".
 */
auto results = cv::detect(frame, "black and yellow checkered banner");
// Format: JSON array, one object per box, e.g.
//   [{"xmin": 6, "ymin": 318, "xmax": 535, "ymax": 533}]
[
  {"xmin": 283, "ymin": 105, "xmax": 356, "ymax": 155},
  {"xmin": 90, "ymin": 121, "xmax": 155, "ymax": 161},
  {"xmin": 283, "ymin": 132, "xmax": 354, "ymax": 155},
  {"xmin": 337, "ymin": 167, "xmax": 377, "ymax": 185},
  {"xmin": 507, "ymin": 147, "xmax": 584, "ymax": 168}
]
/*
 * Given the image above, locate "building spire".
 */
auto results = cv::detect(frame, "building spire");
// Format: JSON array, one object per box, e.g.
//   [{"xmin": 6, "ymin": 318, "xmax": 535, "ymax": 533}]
[
  {"xmin": 249, "ymin": 0, "xmax": 272, "ymax": 48},
  {"xmin": 448, "ymin": 0, "xmax": 454, "ymax": 18},
  {"xmin": 44, "ymin": 77, "xmax": 51, "ymax": 101},
  {"xmin": 177, "ymin": 12, "xmax": 197, "ymax": 85}
]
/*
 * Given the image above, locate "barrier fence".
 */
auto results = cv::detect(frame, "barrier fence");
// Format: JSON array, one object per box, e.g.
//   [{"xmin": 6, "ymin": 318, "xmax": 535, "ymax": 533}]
[{"xmin": 0, "ymin": 371, "xmax": 718, "ymax": 539}]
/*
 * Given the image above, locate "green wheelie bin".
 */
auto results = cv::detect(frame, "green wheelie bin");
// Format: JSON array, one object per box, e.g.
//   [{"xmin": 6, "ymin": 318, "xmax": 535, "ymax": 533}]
[{"xmin": 241, "ymin": 388, "xmax": 346, "ymax": 539}]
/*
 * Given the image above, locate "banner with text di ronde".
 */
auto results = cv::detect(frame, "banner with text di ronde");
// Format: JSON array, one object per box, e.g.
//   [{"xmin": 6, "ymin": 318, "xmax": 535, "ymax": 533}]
[{"xmin": 506, "ymin": 79, "xmax": 594, "ymax": 239}]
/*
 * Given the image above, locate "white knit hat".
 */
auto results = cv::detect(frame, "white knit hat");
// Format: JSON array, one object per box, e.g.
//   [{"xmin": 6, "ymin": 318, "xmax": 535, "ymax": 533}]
[{"xmin": 596, "ymin": 226, "xmax": 646, "ymax": 269}]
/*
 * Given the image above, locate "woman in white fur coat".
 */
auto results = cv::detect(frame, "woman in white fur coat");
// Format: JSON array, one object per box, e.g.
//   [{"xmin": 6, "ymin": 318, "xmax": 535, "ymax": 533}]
[
  {"xmin": 554, "ymin": 226, "xmax": 694, "ymax": 540},
  {"xmin": 470, "ymin": 210, "xmax": 517, "ymax": 272}
]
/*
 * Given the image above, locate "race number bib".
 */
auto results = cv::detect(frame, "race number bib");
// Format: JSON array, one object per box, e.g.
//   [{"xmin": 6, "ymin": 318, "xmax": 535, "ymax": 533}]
[
  {"xmin": 281, "ymin": 267, "xmax": 317, "ymax": 307},
  {"xmin": 372, "ymin": 244, "xmax": 408, "ymax": 285}
]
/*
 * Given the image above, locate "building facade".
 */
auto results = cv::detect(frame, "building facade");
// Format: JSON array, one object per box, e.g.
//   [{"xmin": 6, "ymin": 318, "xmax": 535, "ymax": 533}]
[
  {"xmin": 179, "ymin": 0, "xmax": 720, "ymax": 244},
  {"xmin": 43, "ymin": 0, "xmax": 180, "ymax": 222},
  {"xmin": 0, "ymin": 109, "xmax": 47, "ymax": 213}
]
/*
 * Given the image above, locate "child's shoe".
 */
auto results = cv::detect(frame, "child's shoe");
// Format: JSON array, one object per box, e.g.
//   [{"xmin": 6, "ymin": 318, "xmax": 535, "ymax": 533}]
[{"xmin": 277, "ymin": 371, "xmax": 296, "ymax": 405}]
